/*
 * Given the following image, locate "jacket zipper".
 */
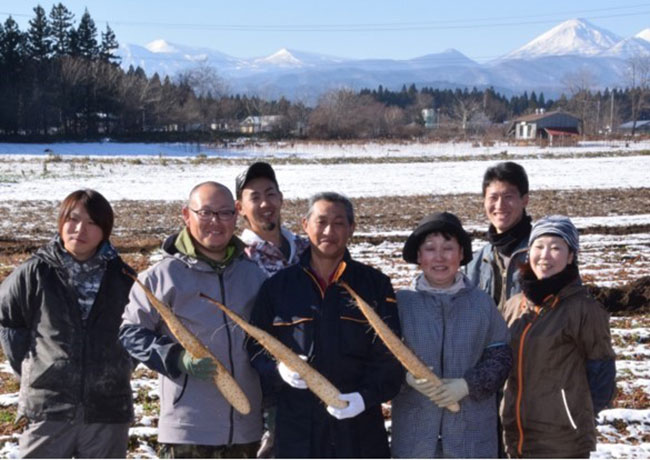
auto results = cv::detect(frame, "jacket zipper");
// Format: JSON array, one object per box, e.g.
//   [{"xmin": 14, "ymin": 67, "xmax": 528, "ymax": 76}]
[
  {"xmin": 219, "ymin": 273, "xmax": 235, "ymax": 446},
  {"xmin": 515, "ymin": 296, "xmax": 559, "ymax": 456},
  {"xmin": 515, "ymin": 304, "xmax": 540, "ymax": 456},
  {"xmin": 59, "ymin": 268, "xmax": 90, "ymax": 419}
]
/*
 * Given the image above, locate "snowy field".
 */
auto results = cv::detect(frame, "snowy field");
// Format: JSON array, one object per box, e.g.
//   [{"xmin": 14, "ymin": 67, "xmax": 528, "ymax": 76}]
[
  {"xmin": 1, "ymin": 154, "xmax": 650, "ymax": 201},
  {"xmin": 0, "ymin": 142, "xmax": 648, "ymax": 458},
  {"xmin": 0, "ymin": 138, "xmax": 649, "ymax": 159}
]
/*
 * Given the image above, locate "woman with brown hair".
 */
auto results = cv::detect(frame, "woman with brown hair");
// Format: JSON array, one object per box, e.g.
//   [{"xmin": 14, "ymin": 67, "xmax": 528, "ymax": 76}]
[{"xmin": 0, "ymin": 189, "xmax": 135, "ymax": 458}]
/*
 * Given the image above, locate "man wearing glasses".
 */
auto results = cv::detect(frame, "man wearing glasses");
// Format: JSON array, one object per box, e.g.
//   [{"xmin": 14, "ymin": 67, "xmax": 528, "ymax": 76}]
[{"xmin": 120, "ymin": 181, "xmax": 267, "ymax": 458}]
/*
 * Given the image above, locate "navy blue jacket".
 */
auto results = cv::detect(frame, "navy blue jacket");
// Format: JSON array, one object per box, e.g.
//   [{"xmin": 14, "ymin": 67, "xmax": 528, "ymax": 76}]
[{"xmin": 249, "ymin": 250, "xmax": 403, "ymax": 458}]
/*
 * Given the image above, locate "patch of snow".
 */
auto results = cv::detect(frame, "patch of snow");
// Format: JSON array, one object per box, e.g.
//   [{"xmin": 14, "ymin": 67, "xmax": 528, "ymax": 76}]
[
  {"xmin": 0, "ymin": 441, "xmax": 18, "ymax": 459},
  {"xmin": 0, "ymin": 392, "xmax": 19, "ymax": 407},
  {"xmin": 598, "ymin": 408, "xmax": 650, "ymax": 424}
]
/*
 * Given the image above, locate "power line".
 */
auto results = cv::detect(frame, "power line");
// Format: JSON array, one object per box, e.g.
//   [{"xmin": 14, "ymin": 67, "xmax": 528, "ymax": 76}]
[{"xmin": 1, "ymin": 3, "xmax": 649, "ymax": 32}]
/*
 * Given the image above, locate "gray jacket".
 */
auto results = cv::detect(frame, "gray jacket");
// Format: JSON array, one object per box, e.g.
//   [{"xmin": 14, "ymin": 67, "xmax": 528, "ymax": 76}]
[
  {"xmin": 391, "ymin": 274, "xmax": 509, "ymax": 458},
  {"xmin": 120, "ymin": 235, "xmax": 266, "ymax": 446},
  {"xmin": 465, "ymin": 238, "xmax": 528, "ymax": 310}
]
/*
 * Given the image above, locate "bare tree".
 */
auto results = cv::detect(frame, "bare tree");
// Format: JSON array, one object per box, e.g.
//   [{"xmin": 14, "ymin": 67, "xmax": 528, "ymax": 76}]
[
  {"xmin": 450, "ymin": 94, "xmax": 482, "ymax": 138},
  {"xmin": 308, "ymin": 89, "xmax": 385, "ymax": 139},
  {"xmin": 175, "ymin": 63, "xmax": 228, "ymax": 98},
  {"xmin": 562, "ymin": 68, "xmax": 596, "ymax": 137},
  {"xmin": 624, "ymin": 54, "xmax": 650, "ymax": 136}
]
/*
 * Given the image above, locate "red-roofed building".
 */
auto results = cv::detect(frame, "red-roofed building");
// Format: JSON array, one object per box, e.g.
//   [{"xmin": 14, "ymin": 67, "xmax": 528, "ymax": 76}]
[{"xmin": 508, "ymin": 109, "xmax": 581, "ymax": 146}]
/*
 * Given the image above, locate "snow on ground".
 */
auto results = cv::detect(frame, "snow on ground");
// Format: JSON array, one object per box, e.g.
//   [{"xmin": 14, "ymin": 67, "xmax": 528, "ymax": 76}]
[
  {"xmin": 1, "ymin": 154, "xmax": 650, "ymax": 201},
  {"xmin": 351, "ymin": 231, "xmax": 650, "ymax": 289},
  {"xmin": 0, "ymin": 139, "xmax": 649, "ymax": 159},
  {"xmin": 0, "ymin": 142, "xmax": 648, "ymax": 458}
]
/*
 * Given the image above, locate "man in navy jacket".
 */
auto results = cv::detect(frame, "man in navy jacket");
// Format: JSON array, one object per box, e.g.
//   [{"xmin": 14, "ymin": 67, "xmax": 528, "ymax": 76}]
[{"xmin": 249, "ymin": 192, "xmax": 403, "ymax": 458}]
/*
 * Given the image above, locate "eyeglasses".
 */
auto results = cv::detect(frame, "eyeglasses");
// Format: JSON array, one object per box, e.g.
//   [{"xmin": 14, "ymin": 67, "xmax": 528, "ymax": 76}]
[{"xmin": 189, "ymin": 208, "xmax": 236, "ymax": 222}]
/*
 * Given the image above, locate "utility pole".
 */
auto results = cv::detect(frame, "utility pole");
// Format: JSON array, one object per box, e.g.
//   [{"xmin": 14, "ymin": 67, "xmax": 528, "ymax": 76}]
[{"xmin": 609, "ymin": 90, "xmax": 614, "ymax": 137}]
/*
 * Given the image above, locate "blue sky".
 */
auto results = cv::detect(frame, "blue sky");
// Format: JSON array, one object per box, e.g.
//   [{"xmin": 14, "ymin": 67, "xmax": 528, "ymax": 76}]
[{"xmin": 1, "ymin": 1, "xmax": 649, "ymax": 61}]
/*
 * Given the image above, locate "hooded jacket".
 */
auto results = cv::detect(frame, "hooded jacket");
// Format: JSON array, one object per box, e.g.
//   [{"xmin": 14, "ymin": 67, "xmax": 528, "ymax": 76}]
[
  {"xmin": 249, "ymin": 249, "xmax": 403, "ymax": 458},
  {"xmin": 119, "ymin": 233, "xmax": 266, "ymax": 446},
  {"xmin": 501, "ymin": 280, "xmax": 616, "ymax": 458},
  {"xmin": 0, "ymin": 238, "xmax": 134, "ymax": 423}
]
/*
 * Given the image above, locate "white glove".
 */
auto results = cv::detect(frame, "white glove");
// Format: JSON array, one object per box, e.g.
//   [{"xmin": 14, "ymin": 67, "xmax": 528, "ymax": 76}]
[
  {"xmin": 277, "ymin": 356, "xmax": 308, "ymax": 389},
  {"xmin": 429, "ymin": 378, "xmax": 469, "ymax": 407},
  {"xmin": 326, "ymin": 392, "xmax": 365, "ymax": 420},
  {"xmin": 405, "ymin": 372, "xmax": 439, "ymax": 400}
]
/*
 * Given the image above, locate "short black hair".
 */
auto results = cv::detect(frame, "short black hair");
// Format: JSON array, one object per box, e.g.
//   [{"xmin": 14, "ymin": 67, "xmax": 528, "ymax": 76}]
[{"xmin": 482, "ymin": 161, "xmax": 529, "ymax": 196}]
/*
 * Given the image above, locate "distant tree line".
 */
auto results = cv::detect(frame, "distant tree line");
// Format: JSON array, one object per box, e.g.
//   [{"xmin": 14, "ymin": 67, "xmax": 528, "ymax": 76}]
[{"xmin": 1, "ymin": 4, "xmax": 648, "ymax": 140}]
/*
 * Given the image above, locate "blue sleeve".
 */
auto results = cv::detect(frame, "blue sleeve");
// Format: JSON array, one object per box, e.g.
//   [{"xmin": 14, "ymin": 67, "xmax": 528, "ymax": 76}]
[
  {"xmin": 118, "ymin": 324, "xmax": 184, "ymax": 379},
  {"xmin": 586, "ymin": 358, "xmax": 616, "ymax": 414},
  {"xmin": 464, "ymin": 344, "xmax": 512, "ymax": 401}
]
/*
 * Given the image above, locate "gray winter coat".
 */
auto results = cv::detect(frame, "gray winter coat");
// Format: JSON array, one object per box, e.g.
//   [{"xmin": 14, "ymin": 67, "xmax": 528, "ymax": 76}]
[
  {"xmin": 391, "ymin": 274, "xmax": 509, "ymax": 458},
  {"xmin": 120, "ymin": 234, "xmax": 266, "ymax": 446},
  {"xmin": 465, "ymin": 238, "xmax": 528, "ymax": 310}
]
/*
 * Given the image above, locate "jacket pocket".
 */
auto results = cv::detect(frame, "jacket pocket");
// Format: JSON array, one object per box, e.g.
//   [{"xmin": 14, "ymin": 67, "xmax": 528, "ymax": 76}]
[
  {"xmin": 339, "ymin": 315, "xmax": 371, "ymax": 358},
  {"xmin": 272, "ymin": 316, "xmax": 313, "ymax": 354},
  {"xmin": 561, "ymin": 388, "xmax": 578, "ymax": 430},
  {"xmin": 29, "ymin": 359, "xmax": 70, "ymax": 390}
]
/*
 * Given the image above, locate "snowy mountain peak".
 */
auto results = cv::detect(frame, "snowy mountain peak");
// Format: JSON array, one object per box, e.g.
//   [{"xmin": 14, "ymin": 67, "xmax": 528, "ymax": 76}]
[
  {"xmin": 257, "ymin": 48, "xmax": 303, "ymax": 67},
  {"xmin": 502, "ymin": 18, "xmax": 622, "ymax": 60},
  {"xmin": 145, "ymin": 39, "xmax": 178, "ymax": 54},
  {"xmin": 636, "ymin": 29, "xmax": 650, "ymax": 42}
]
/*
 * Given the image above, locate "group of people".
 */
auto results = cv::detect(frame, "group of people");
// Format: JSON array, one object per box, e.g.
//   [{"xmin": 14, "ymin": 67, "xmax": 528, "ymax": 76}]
[{"xmin": 0, "ymin": 160, "xmax": 616, "ymax": 459}]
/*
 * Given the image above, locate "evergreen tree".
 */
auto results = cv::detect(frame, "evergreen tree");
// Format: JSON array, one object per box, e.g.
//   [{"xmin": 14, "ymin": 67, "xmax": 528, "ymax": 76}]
[
  {"xmin": 49, "ymin": 3, "xmax": 74, "ymax": 56},
  {"xmin": 99, "ymin": 23, "xmax": 119, "ymax": 63},
  {"xmin": 67, "ymin": 27, "xmax": 80, "ymax": 56},
  {"xmin": 0, "ymin": 16, "xmax": 26, "ymax": 69},
  {"xmin": 76, "ymin": 8, "xmax": 98, "ymax": 59},
  {"xmin": 27, "ymin": 5, "xmax": 51, "ymax": 61}
]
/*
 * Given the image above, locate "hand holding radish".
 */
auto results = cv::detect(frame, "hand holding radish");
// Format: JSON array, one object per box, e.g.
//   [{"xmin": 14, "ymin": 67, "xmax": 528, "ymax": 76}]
[
  {"xmin": 327, "ymin": 392, "xmax": 365, "ymax": 419},
  {"xmin": 278, "ymin": 357, "xmax": 308, "ymax": 389}
]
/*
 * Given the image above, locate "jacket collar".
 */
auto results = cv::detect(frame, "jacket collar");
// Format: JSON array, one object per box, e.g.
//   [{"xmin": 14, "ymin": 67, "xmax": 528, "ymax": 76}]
[
  {"xmin": 162, "ymin": 230, "xmax": 246, "ymax": 273},
  {"xmin": 240, "ymin": 226, "xmax": 301, "ymax": 260}
]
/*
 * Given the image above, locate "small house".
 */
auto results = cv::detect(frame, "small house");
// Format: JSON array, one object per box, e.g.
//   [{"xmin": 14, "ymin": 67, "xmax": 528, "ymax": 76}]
[
  {"xmin": 508, "ymin": 110, "xmax": 580, "ymax": 146},
  {"xmin": 618, "ymin": 120, "xmax": 650, "ymax": 135},
  {"xmin": 240, "ymin": 115, "xmax": 286, "ymax": 134}
]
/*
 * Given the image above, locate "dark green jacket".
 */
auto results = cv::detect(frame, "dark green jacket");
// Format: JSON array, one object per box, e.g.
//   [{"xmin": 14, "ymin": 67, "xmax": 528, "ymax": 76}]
[{"xmin": 0, "ymin": 238, "xmax": 135, "ymax": 423}]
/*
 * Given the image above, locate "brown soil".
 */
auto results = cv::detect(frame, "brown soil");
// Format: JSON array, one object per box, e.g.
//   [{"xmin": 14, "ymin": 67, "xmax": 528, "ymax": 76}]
[{"xmin": 589, "ymin": 276, "xmax": 650, "ymax": 316}]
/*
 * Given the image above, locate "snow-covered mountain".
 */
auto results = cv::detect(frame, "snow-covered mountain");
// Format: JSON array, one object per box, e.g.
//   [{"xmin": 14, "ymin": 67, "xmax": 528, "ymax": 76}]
[
  {"xmin": 250, "ymin": 48, "xmax": 348, "ymax": 69},
  {"xmin": 502, "ymin": 18, "xmax": 621, "ymax": 59},
  {"xmin": 116, "ymin": 19, "xmax": 649, "ymax": 101},
  {"xmin": 636, "ymin": 28, "xmax": 650, "ymax": 42}
]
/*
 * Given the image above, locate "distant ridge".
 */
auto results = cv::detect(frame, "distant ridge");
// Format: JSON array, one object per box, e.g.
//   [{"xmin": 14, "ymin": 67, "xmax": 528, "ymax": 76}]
[{"xmin": 117, "ymin": 18, "xmax": 648, "ymax": 101}]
